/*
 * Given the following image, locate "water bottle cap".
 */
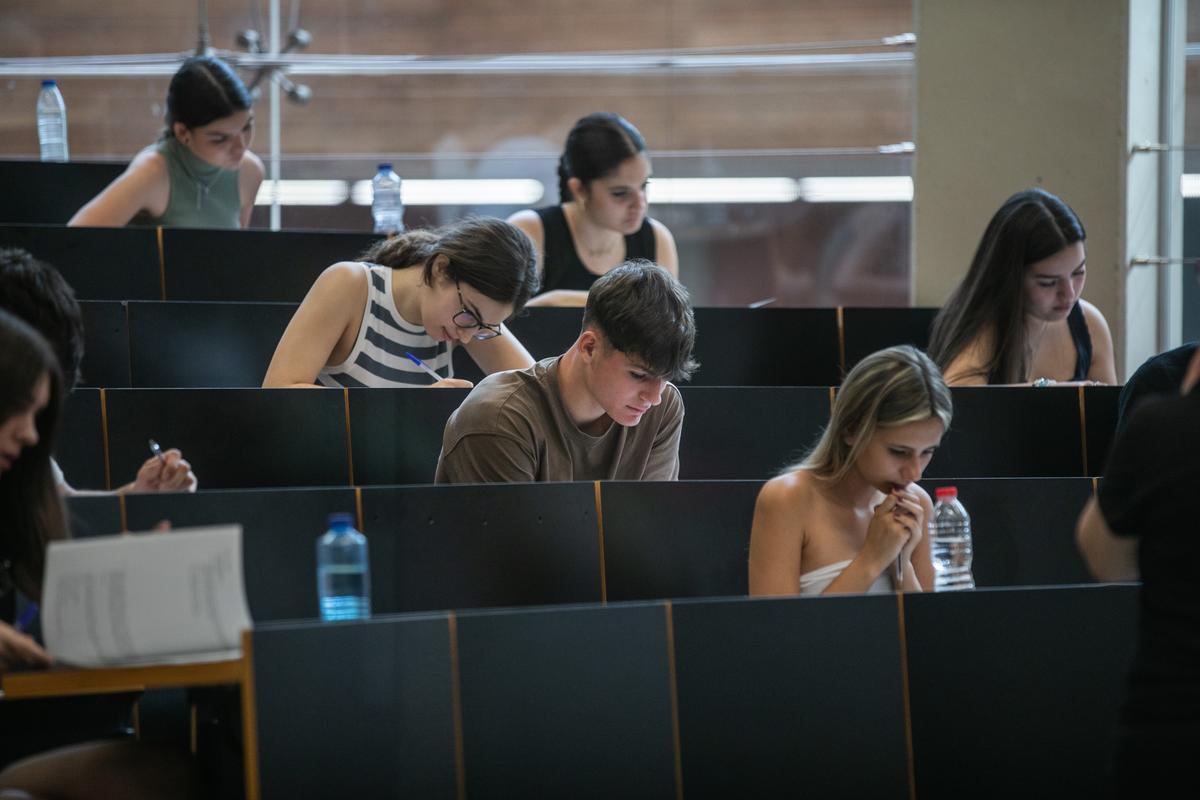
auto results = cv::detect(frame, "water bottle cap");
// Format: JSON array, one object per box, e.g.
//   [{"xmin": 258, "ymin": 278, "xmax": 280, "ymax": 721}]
[
  {"xmin": 327, "ymin": 511, "xmax": 355, "ymax": 529},
  {"xmin": 41, "ymin": 79, "xmax": 56, "ymax": 87},
  {"xmin": 377, "ymin": 163, "xmax": 393, "ymax": 172},
  {"xmin": 935, "ymin": 486, "xmax": 957, "ymax": 499}
]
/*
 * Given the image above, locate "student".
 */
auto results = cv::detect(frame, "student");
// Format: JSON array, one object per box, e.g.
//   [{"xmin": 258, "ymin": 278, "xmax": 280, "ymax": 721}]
[
  {"xmin": 748, "ymin": 346, "xmax": 951, "ymax": 596},
  {"xmin": 435, "ymin": 260, "xmax": 695, "ymax": 483},
  {"xmin": 0, "ymin": 248, "xmax": 195, "ymax": 494},
  {"xmin": 507, "ymin": 112, "xmax": 679, "ymax": 307},
  {"xmin": 1115, "ymin": 341, "xmax": 1198, "ymax": 430},
  {"xmin": 263, "ymin": 217, "xmax": 539, "ymax": 388},
  {"xmin": 68, "ymin": 55, "xmax": 264, "ymax": 229},
  {"xmin": 0, "ymin": 310, "xmax": 199, "ymax": 798},
  {"xmin": 927, "ymin": 188, "xmax": 1116, "ymax": 386},
  {"xmin": 1075, "ymin": 346, "xmax": 1200, "ymax": 796}
]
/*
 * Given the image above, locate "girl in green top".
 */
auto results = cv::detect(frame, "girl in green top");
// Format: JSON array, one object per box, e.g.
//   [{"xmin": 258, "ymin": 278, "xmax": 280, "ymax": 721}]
[{"xmin": 69, "ymin": 55, "xmax": 264, "ymax": 229}]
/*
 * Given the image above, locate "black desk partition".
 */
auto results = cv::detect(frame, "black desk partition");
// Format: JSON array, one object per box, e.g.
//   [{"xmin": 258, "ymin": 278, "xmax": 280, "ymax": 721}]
[
  {"xmin": 671, "ymin": 595, "xmax": 909, "ymax": 798},
  {"xmin": 103, "ymin": 388, "xmax": 349, "ymax": 489},
  {"xmin": 905, "ymin": 585, "xmax": 1137, "ymax": 799},
  {"xmin": 677, "ymin": 386, "xmax": 830, "ymax": 479},
  {"xmin": 455, "ymin": 603, "xmax": 677, "ymax": 799},
  {"xmin": 253, "ymin": 615, "xmax": 458, "ymax": 798},
  {"xmin": 64, "ymin": 495, "xmax": 121, "ymax": 539},
  {"xmin": 159, "ymin": 228, "xmax": 382, "ymax": 302},
  {"xmin": 125, "ymin": 487, "xmax": 355, "ymax": 623},
  {"xmin": 347, "ymin": 388, "xmax": 468, "ymax": 485},
  {"xmin": 126, "ymin": 301, "xmax": 295, "ymax": 388},
  {"xmin": 56, "ymin": 388, "xmax": 106, "ymax": 490},
  {"xmin": 925, "ymin": 387, "xmax": 1085, "ymax": 478},
  {"xmin": 919, "ymin": 477, "xmax": 1095, "ymax": 588},
  {"xmin": 252, "ymin": 587, "xmax": 1132, "ymax": 798},
  {"xmin": 1083, "ymin": 385, "xmax": 1121, "ymax": 476},
  {"xmin": 600, "ymin": 479, "xmax": 760, "ymax": 601},
  {"xmin": 0, "ymin": 223, "xmax": 161, "ymax": 301},
  {"xmin": 842, "ymin": 306, "xmax": 938, "ymax": 373},
  {"xmin": 77, "ymin": 301, "xmax": 131, "ymax": 388},
  {"xmin": 0, "ymin": 161, "xmax": 125, "ymax": 224},
  {"xmin": 361, "ymin": 482, "xmax": 601, "ymax": 612}
]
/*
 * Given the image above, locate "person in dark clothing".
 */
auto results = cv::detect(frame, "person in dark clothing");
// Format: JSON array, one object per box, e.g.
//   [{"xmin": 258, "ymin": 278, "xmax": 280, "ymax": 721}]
[
  {"xmin": 1076, "ymin": 345, "xmax": 1200, "ymax": 796},
  {"xmin": 508, "ymin": 112, "xmax": 679, "ymax": 307},
  {"xmin": 1116, "ymin": 341, "xmax": 1198, "ymax": 430}
]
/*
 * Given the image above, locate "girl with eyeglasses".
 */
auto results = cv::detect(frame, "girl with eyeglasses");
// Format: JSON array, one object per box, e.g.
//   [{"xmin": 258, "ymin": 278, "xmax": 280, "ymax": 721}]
[
  {"xmin": 69, "ymin": 55, "xmax": 263, "ymax": 230},
  {"xmin": 263, "ymin": 217, "xmax": 540, "ymax": 388}
]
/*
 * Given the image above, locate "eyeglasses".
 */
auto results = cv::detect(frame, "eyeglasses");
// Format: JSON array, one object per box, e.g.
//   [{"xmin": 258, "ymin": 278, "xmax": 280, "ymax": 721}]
[{"xmin": 453, "ymin": 282, "xmax": 503, "ymax": 341}]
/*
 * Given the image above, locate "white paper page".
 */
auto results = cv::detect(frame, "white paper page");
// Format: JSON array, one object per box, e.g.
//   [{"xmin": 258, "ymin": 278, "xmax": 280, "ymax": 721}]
[{"xmin": 42, "ymin": 525, "xmax": 253, "ymax": 667}]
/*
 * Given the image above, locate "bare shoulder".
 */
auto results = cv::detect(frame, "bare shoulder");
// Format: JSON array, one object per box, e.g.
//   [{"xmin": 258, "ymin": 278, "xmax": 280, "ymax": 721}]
[
  {"xmin": 241, "ymin": 150, "xmax": 265, "ymax": 180},
  {"xmin": 757, "ymin": 468, "xmax": 813, "ymax": 509},
  {"xmin": 123, "ymin": 147, "xmax": 169, "ymax": 186},
  {"xmin": 314, "ymin": 260, "xmax": 369, "ymax": 292},
  {"xmin": 648, "ymin": 217, "xmax": 675, "ymax": 242},
  {"xmin": 506, "ymin": 208, "xmax": 542, "ymax": 231},
  {"xmin": 943, "ymin": 330, "xmax": 993, "ymax": 386},
  {"xmin": 1078, "ymin": 298, "xmax": 1112, "ymax": 333}
]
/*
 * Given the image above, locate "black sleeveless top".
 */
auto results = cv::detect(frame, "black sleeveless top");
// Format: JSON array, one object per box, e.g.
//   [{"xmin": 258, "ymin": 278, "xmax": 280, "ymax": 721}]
[
  {"xmin": 535, "ymin": 205, "xmax": 656, "ymax": 292},
  {"xmin": 1066, "ymin": 301, "xmax": 1093, "ymax": 381}
]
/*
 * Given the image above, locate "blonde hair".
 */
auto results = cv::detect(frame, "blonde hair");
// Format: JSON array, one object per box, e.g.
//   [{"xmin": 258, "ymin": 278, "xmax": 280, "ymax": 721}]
[{"xmin": 788, "ymin": 346, "xmax": 952, "ymax": 483}]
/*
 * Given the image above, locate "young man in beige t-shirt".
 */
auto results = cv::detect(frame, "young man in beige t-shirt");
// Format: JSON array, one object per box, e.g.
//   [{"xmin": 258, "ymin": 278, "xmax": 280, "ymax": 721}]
[{"xmin": 435, "ymin": 260, "xmax": 697, "ymax": 483}]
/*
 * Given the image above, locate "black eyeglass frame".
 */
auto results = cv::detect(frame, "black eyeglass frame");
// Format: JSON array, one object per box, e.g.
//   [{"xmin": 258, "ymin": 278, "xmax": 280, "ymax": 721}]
[{"xmin": 452, "ymin": 282, "xmax": 503, "ymax": 341}]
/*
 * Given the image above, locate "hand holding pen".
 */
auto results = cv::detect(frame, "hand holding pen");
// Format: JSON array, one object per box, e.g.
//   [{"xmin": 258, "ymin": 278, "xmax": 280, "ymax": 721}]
[
  {"xmin": 119, "ymin": 438, "xmax": 198, "ymax": 494},
  {"xmin": 404, "ymin": 352, "xmax": 474, "ymax": 389}
]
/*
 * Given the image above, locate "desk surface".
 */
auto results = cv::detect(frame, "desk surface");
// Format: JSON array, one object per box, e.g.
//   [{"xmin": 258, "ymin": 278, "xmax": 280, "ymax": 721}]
[{"xmin": 1, "ymin": 657, "xmax": 244, "ymax": 700}]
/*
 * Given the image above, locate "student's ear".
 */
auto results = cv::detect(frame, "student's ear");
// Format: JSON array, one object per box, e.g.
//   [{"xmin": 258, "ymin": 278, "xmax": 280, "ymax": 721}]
[
  {"xmin": 568, "ymin": 177, "xmax": 587, "ymax": 206},
  {"xmin": 843, "ymin": 429, "xmax": 858, "ymax": 447},
  {"xmin": 577, "ymin": 329, "xmax": 599, "ymax": 361},
  {"xmin": 172, "ymin": 122, "xmax": 191, "ymax": 145},
  {"xmin": 430, "ymin": 253, "xmax": 451, "ymax": 283}
]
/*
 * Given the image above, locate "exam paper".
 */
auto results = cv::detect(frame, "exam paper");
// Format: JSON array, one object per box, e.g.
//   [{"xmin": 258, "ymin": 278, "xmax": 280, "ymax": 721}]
[{"xmin": 42, "ymin": 525, "xmax": 253, "ymax": 667}]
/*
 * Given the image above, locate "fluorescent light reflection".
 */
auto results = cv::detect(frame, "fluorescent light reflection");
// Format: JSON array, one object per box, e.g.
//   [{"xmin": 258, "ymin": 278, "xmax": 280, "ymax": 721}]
[
  {"xmin": 648, "ymin": 178, "xmax": 799, "ymax": 204},
  {"xmin": 349, "ymin": 179, "xmax": 544, "ymax": 206},
  {"xmin": 254, "ymin": 180, "xmax": 348, "ymax": 206},
  {"xmin": 796, "ymin": 176, "xmax": 913, "ymax": 202},
  {"xmin": 1182, "ymin": 174, "xmax": 1200, "ymax": 198}
]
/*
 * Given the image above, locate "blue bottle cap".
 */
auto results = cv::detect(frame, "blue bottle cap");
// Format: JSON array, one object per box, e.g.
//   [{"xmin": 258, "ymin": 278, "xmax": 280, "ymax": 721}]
[
  {"xmin": 377, "ymin": 163, "xmax": 393, "ymax": 172},
  {"xmin": 327, "ymin": 511, "xmax": 355, "ymax": 529},
  {"xmin": 42, "ymin": 79, "xmax": 56, "ymax": 87}
]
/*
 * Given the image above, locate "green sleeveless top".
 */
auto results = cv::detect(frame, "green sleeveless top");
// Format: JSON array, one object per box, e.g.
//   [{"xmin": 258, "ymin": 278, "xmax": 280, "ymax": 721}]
[{"xmin": 151, "ymin": 137, "xmax": 243, "ymax": 228}]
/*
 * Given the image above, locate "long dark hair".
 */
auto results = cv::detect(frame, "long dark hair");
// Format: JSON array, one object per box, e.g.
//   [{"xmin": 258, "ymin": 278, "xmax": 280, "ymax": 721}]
[
  {"xmin": 163, "ymin": 55, "xmax": 253, "ymax": 137},
  {"xmin": 928, "ymin": 188, "xmax": 1086, "ymax": 384},
  {"xmin": 361, "ymin": 217, "xmax": 540, "ymax": 315},
  {"xmin": 557, "ymin": 112, "xmax": 648, "ymax": 204},
  {"xmin": 0, "ymin": 309, "xmax": 66, "ymax": 599}
]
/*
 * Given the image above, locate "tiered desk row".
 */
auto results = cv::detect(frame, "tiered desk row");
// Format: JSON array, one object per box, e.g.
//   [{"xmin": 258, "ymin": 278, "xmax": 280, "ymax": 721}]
[{"xmin": 0, "ymin": 164, "xmax": 1130, "ymax": 799}]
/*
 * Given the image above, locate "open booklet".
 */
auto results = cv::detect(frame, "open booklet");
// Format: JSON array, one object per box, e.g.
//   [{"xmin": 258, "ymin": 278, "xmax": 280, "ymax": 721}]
[{"xmin": 41, "ymin": 525, "xmax": 253, "ymax": 668}]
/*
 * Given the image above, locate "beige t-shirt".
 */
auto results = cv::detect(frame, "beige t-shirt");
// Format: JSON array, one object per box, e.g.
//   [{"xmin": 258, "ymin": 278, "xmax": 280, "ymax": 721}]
[{"xmin": 435, "ymin": 356, "xmax": 684, "ymax": 483}]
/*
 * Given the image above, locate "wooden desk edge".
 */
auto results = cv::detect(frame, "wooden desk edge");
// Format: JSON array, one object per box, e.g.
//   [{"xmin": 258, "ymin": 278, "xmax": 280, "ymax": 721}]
[{"xmin": 2, "ymin": 656, "xmax": 244, "ymax": 700}]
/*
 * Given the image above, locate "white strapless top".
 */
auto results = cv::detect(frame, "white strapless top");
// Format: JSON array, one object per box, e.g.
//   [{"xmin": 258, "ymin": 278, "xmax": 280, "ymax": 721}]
[{"xmin": 798, "ymin": 559, "xmax": 895, "ymax": 596}]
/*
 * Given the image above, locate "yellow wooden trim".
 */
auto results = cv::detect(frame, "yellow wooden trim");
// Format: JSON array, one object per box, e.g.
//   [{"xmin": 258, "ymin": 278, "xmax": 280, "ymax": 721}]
[
  {"xmin": 594, "ymin": 481, "xmax": 608, "ymax": 604},
  {"xmin": 240, "ymin": 630, "xmax": 261, "ymax": 800},
  {"xmin": 896, "ymin": 592, "xmax": 917, "ymax": 800},
  {"xmin": 836, "ymin": 306, "xmax": 846, "ymax": 378},
  {"xmin": 156, "ymin": 226, "xmax": 167, "ymax": 300},
  {"xmin": 448, "ymin": 613, "xmax": 467, "ymax": 800},
  {"xmin": 1078, "ymin": 386, "xmax": 1090, "ymax": 476},
  {"xmin": 343, "ymin": 387, "xmax": 355, "ymax": 486},
  {"xmin": 100, "ymin": 388, "xmax": 112, "ymax": 492},
  {"xmin": 664, "ymin": 602, "xmax": 684, "ymax": 800}
]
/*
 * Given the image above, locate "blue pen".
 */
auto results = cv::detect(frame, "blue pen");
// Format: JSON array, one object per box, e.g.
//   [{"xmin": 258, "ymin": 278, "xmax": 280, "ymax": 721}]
[
  {"xmin": 14, "ymin": 601, "xmax": 38, "ymax": 633},
  {"xmin": 404, "ymin": 352, "xmax": 443, "ymax": 384}
]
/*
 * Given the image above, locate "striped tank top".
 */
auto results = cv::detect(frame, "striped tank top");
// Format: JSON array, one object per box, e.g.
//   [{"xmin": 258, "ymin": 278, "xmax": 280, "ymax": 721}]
[{"xmin": 317, "ymin": 263, "xmax": 454, "ymax": 388}]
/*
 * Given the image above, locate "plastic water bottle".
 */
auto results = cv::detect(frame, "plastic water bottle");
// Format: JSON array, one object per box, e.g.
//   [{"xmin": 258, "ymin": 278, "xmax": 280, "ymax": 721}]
[
  {"xmin": 37, "ymin": 80, "xmax": 69, "ymax": 162},
  {"xmin": 316, "ymin": 512, "xmax": 371, "ymax": 620},
  {"xmin": 931, "ymin": 486, "xmax": 975, "ymax": 591},
  {"xmin": 371, "ymin": 163, "xmax": 403, "ymax": 235}
]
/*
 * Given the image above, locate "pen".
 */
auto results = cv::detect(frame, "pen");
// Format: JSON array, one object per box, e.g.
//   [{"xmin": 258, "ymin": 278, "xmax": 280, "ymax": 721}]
[
  {"xmin": 148, "ymin": 438, "xmax": 165, "ymax": 462},
  {"xmin": 14, "ymin": 601, "xmax": 38, "ymax": 633},
  {"xmin": 404, "ymin": 352, "xmax": 443, "ymax": 384}
]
